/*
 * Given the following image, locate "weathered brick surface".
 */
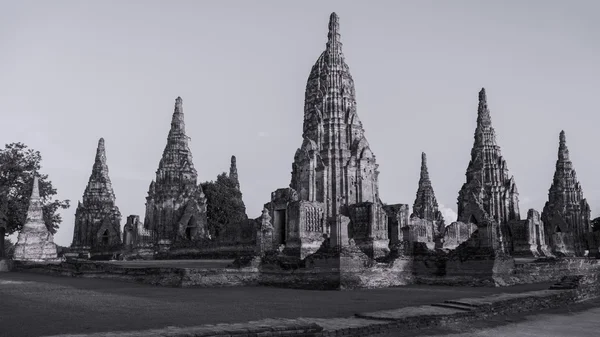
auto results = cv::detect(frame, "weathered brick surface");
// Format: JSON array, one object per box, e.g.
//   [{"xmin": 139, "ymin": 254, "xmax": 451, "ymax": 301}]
[
  {"xmin": 71, "ymin": 138, "xmax": 122, "ymax": 254},
  {"xmin": 542, "ymin": 131, "xmax": 592, "ymax": 257},
  {"xmin": 42, "ymin": 319, "xmax": 323, "ymax": 337},
  {"xmin": 457, "ymin": 88, "xmax": 520, "ymax": 228},
  {"xmin": 411, "ymin": 152, "xmax": 445, "ymax": 229},
  {"xmin": 13, "ymin": 177, "xmax": 59, "ymax": 262},
  {"xmin": 12, "ymin": 260, "xmax": 260, "ymax": 288},
  {"xmin": 500, "ymin": 257, "xmax": 600, "ymax": 285},
  {"xmin": 144, "ymin": 97, "xmax": 209, "ymax": 248},
  {"xmin": 264, "ymin": 12, "xmax": 388, "ymax": 261}
]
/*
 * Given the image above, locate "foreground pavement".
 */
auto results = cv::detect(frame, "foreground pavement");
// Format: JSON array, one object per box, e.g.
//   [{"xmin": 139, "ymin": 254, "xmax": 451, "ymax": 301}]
[
  {"xmin": 0, "ymin": 271, "xmax": 555, "ymax": 337},
  {"xmin": 371, "ymin": 297, "xmax": 600, "ymax": 336}
]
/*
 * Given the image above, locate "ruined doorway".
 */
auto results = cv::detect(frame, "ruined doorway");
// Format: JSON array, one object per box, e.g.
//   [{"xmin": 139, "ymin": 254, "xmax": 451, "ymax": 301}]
[
  {"xmin": 274, "ymin": 209, "xmax": 286, "ymax": 245},
  {"xmin": 101, "ymin": 230, "xmax": 109, "ymax": 245},
  {"xmin": 535, "ymin": 224, "xmax": 541, "ymax": 246},
  {"xmin": 124, "ymin": 230, "xmax": 133, "ymax": 245},
  {"xmin": 185, "ymin": 215, "xmax": 196, "ymax": 240}
]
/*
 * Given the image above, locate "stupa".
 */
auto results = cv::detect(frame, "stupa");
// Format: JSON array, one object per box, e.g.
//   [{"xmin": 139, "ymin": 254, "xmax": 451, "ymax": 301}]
[{"xmin": 13, "ymin": 176, "xmax": 58, "ymax": 261}]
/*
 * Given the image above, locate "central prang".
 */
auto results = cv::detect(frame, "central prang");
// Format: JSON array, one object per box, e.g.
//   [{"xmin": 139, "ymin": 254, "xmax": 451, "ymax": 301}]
[{"xmin": 263, "ymin": 12, "xmax": 389, "ymax": 259}]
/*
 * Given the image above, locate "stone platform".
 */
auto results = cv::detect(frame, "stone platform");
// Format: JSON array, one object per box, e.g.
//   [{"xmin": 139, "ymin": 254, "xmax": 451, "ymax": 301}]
[
  {"xmin": 12, "ymin": 256, "xmax": 600, "ymax": 290},
  {"xmin": 13, "ymin": 259, "xmax": 259, "ymax": 288}
]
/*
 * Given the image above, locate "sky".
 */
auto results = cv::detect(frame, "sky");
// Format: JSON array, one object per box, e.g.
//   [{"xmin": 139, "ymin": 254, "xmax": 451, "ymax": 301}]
[{"xmin": 2, "ymin": 0, "xmax": 599, "ymax": 246}]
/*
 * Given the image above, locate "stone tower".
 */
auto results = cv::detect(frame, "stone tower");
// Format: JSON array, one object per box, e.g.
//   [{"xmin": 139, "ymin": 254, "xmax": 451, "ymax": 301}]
[
  {"xmin": 457, "ymin": 88, "xmax": 520, "ymax": 226},
  {"xmin": 13, "ymin": 176, "xmax": 58, "ymax": 261},
  {"xmin": 411, "ymin": 152, "xmax": 444, "ymax": 224},
  {"xmin": 290, "ymin": 12, "xmax": 383, "ymax": 218},
  {"xmin": 410, "ymin": 152, "xmax": 444, "ymax": 245},
  {"xmin": 264, "ymin": 12, "xmax": 387, "ymax": 258},
  {"xmin": 541, "ymin": 131, "xmax": 591, "ymax": 256},
  {"xmin": 71, "ymin": 138, "xmax": 122, "ymax": 253},
  {"xmin": 229, "ymin": 155, "xmax": 240, "ymax": 190},
  {"xmin": 143, "ymin": 97, "xmax": 208, "ymax": 248}
]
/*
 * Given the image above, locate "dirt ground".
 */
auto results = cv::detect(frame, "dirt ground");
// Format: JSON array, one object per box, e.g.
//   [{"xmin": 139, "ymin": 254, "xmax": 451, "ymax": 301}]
[{"xmin": 0, "ymin": 271, "xmax": 553, "ymax": 337}]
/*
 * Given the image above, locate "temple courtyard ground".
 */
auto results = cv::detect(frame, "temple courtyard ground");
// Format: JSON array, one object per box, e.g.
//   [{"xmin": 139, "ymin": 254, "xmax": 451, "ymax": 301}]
[{"xmin": 0, "ymin": 265, "xmax": 559, "ymax": 337}]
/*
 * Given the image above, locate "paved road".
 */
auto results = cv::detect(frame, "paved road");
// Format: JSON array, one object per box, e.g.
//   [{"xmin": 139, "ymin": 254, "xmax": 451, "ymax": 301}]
[
  {"xmin": 370, "ymin": 297, "xmax": 600, "ymax": 337},
  {"xmin": 0, "ymin": 272, "xmax": 552, "ymax": 337}
]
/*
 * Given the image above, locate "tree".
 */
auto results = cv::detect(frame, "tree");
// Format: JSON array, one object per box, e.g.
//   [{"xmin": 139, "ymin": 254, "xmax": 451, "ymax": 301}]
[
  {"xmin": 200, "ymin": 172, "xmax": 247, "ymax": 238},
  {"xmin": 592, "ymin": 217, "xmax": 600, "ymax": 232},
  {"xmin": 3, "ymin": 238, "xmax": 14, "ymax": 258},
  {"xmin": 0, "ymin": 143, "xmax": 70, "ymax": 257}
]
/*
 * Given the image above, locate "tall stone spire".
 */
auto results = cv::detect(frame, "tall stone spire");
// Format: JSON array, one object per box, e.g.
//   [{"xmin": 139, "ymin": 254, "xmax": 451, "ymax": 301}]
[
  {"xmin": 411, "ymin": 152, "xmax": 443, "ymax": 223},
  {"xmin": 457, "ymin": 88, "xmax": 520, "ymax": 225},
  {"xmin": 229, "ymin": 155, "xmax": 240, "ymax": 190},
  {"xmin": 144, "ymin": 97, "xmax": 208, "ymax": 245},
  {"xmin": 72, "ymin": 138, "xmax": 122, "ymax": 252},
  {"xmin": 82, "ymin": 138, "xmax": 115, "ymax": 204},
  {"xmin": 13, "ymin": 175, "xmax": 58, "ymax": 261},
  {"xmin": 265, "ymin": 12, "xmax": 388, "ymax": 259},
  {"xmin": 157, "ymin": 96, "xmax": 196, "ymax": 184},
  {"xmin": 476, "ymin": 88, "xmax": 492, "ymax": 128},
  {"xmin": 27, "ymin": 176, "xmax": 43, "ymax": 225},
  {"xmin": 326, "ymin": 12, "xmax": 342, "ymax": 59},
  {"xmin": 542, "ymin": 130, "xmax": 591, "ymax": 256},
  {"xmin": 291, "ymin": 12, "xmax": 379, "ymax": 220},
  {"xmin": 558, "ymin": 130, "xmax": 569, "ymax": 162}
]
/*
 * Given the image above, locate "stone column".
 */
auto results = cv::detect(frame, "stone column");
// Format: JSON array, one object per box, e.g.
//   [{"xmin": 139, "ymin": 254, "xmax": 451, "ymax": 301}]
[
  {"xmin": 330, "ymin": 215, "xmax": 350, "ymax": 249},
  {"xmin": 256, "ymin": 208, "xmax": 274, "ymax": 255}
]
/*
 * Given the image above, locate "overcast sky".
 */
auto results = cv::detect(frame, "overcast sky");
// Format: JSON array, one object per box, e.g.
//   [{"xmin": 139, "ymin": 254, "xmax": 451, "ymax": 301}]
[{"xmin": 2, "ymin": 0, "xmax": 599, "ymax": 246}]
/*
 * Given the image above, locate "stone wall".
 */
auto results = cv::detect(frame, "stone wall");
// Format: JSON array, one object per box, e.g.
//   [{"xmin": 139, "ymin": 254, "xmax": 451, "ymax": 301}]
[
  {"xmin": 407, "ymin": 218, "xmax": 436, "ymax": 249},
  {"xmin": 504, "ymin": 258, "xmax": 600, "ymax": 285},
  {"xmin": 285, "ymin": 201, "xmax": 327, "ymax": 259},
  {"xmin": 508, "ymin": 209, "xmax": 551, "ymax": 257},
  {"xmin": 442, "ymin": 222, "xmax": 477, "ymax": 250},
  {"xmin": 383, "ymin": 204, "xmax": 409, "ymax": 246},
  {"xmin": 13, "ymin": 260, "xmax": 260, "ymax": 288},
  {"xmin": 550, "ymin": 232, "xmax": 577, "ymax": 256},
  {"xmin": 348, "ymin": 202, "xmax": 389, "ymax": 259}
]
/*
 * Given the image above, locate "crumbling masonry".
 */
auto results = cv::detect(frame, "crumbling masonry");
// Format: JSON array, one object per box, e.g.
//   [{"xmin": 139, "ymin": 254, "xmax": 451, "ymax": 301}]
[
  {"xmin": 143, "ymin": 97, "xmax": 209, "ymax": 250},
  {"xmin": 542, "ymin": 131, "xmax": 591, "ymax": 256},
  {"xmin": 264, "ymin": 12, "xmax": 388, "ymax": 259},
  {"xmin": 71, "ymin": 138, "xmax": 122, "ymax": 253}
]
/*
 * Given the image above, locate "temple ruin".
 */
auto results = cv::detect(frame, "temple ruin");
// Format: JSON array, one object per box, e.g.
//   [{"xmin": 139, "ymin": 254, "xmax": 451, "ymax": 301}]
[
  {"xmin": 13, "ymin": 176, "xmax": 58, "ymax": 262},
  {"xmin": 10, "ymin": 11, "xmax": 594, "ymax": 290},
  {"xmin": 263, "ymin": 12, "xmax": 388, "ymax": 260},
  {"xmin": 71, "ymin": 138, "xmax": 122, "ymax": 254},
  {"xmin": 143, "ymin": 97, "xmax": 209, "ymax": 250},
  {"xmin": 409, "ymin": 152, "xmax": 444, "ymax": 249},
  {"xmin": 456, "ymin": 88, "xmax": 520, "ymax": 253},
  {"xmin": 542, "ymin": 131, "xmax": 592, "ymax": 256},
  {"xmin": 451, "ymin": 88, "xmax": 549, "ymax": 257}
]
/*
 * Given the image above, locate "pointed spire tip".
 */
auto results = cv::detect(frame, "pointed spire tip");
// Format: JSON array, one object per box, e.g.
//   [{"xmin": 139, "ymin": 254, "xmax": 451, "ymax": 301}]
[
  {"xmin": 31, "ymin": 175, "xmax": 40, "ymax": 199},
  {"xmin": 478, "ymin": 88, "xmax": 487, "ymax": 101},
  {"xmin": 327, "ymin": 12, "xmax": 341, "ymax": 47}
]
